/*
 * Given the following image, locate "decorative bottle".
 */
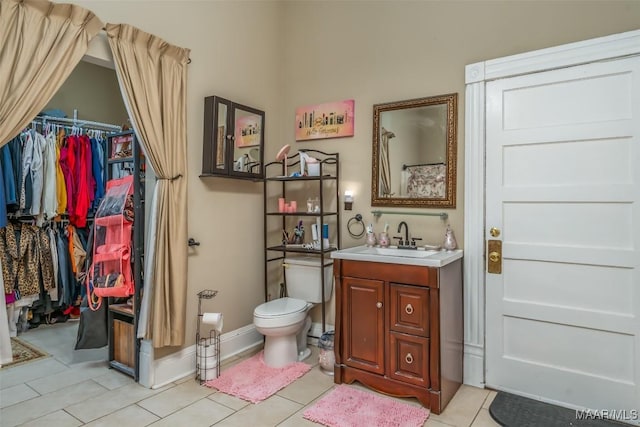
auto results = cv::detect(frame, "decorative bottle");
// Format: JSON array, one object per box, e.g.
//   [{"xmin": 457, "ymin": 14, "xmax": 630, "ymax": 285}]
[
  {"xmin": 378, "ymin": 222, "xmax": 390, "ymax": 247},
  {"xmin": 443, "ymin": 224, "xmax": 457, "ymax": 251}
]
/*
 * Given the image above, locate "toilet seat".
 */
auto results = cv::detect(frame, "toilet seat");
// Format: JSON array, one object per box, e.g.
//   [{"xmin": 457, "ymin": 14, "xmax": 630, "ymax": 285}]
[
  {"xmin": 254, "ymin": 297, "xmax": 310, "ymax": 328},
  {"xmin": 254, "ymin": 297, "xmax": 308, "ymax": 317}
]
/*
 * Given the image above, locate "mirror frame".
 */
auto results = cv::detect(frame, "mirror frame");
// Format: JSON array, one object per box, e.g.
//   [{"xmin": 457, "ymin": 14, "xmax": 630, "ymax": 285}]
[{"xmin": 371, "ymin": 93, "xmax": 457, "ymax": 208}]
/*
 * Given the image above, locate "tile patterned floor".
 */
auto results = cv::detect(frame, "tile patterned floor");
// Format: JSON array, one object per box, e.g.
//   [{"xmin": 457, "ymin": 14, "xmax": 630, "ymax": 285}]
[{"xmin": 0, "ymin": 322, "xmax": 499, "ymax": 426}]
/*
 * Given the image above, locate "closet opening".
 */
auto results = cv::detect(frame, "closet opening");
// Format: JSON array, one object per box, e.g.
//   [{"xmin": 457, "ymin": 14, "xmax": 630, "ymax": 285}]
[{"xmin": 2, "ymin": 57, "xmax": 146, "ymax": 380}]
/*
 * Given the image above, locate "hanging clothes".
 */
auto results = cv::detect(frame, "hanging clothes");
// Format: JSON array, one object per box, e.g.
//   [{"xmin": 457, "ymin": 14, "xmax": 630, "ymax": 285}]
[
  {"xmin": 70, "ymin": 135, "xmax": 91, "ymax": 227},
  {"xmin": 90, "ymin": 137, "xmax": 105, "ymax": 210},
  {"xmin": 8, "ymin": 136, "xmax": 22, "ymax": 210},
  {"xmin": 40, "ymin": 131, "xmax": 58, "ymax": 221},
  {"xmin": 55, "ymin": 226, "xmax": 73, "ymax": 306},
  {"xmin": 55, "ymin": 129, "xmax": 68, "ymax": 215},
  {"xmin": 0, "ymin": 222, "xmax": 54, "ymax": 299},
  {"xmin": 20, "ymin": 131, "xmax": 34, "ymax": 212},
  {"xmin": 0, "ymin": 161, "xmax": 6, "ymax": 228},
  {"xmin": 47, "ymin": 227, "xmax": 59, "ymax": 301},
  {"xmin": 59, "ymin": 134, "xmax": 75, "ymax": 220},
  {"xmin": 1, "ymin": 144, "xmax": 16, "ymax": 207},
  {"xmin": 29, "ymin": 131, "xmax": 46, "ymax": 216}
]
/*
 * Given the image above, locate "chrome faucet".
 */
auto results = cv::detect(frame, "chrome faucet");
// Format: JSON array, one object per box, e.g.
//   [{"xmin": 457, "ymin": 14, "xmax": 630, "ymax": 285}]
[{"xmin": 397, "ymin": 221, "xmax": 409, "ymax": 247}]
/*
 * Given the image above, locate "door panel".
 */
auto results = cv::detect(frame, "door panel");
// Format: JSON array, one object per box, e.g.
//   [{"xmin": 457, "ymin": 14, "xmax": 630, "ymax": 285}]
[
  {"xmin": 503, "ymin": 138, "xmax": 632, "ymax": 187},
  {"xmin": 503, "ymin": 202, "xmax": 632, "ymax": 248},
  {"xmin": 485, "ymin": 56, "xmax": 640, "ymax": 412},
  {"xmin": 503, "ymin": 260, "xmax": 634, "ymax": 315},
  {"xmin": 502, "ymin": 71, "xmax": 632, "ymax": 130},
  {"xmin": 342, "ymin": 276, "xmax": 385, "ymax": 375}
]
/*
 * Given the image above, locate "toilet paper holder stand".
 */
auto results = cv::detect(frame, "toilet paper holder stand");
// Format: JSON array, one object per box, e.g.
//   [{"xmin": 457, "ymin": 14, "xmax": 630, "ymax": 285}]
[{"xmin": 196, "ymin": 289, "xmax": 220, "ymax": 384}]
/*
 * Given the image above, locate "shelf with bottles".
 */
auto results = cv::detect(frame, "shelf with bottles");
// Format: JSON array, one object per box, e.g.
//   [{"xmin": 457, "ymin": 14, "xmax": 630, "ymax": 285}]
[
  {"xmin": 265, "ymin": 174, "xmax": 337, "ymax": 182},
  {"xmin": 265, "ymin": 211, "xmax": 338, "ymax": 217},
  {"xmin": 264, "ymin": 149, "xmax": 338, "ymax": 180},
  {"xmin": 266, "ymin": 245, "xmax": 338, "ymax": 255},
  {"xmin": 263, "ymin": 148, "xmax": 340, "ymax": 333}
]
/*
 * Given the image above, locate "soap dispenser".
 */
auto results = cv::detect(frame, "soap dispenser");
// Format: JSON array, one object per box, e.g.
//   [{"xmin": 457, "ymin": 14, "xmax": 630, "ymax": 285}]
[{"xmin": 443, "ymin": 224, "xmax": 458, "ymax": 251}]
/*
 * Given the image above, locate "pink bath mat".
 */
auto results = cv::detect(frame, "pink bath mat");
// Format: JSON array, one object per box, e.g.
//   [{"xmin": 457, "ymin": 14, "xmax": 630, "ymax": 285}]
[
  {"xmin": 303, "ymin": 384, "xmax": 430, "ymax": 427},
  {"xmin": 204, "ymin": 351, "xmax": 311, "ymax": 403}
]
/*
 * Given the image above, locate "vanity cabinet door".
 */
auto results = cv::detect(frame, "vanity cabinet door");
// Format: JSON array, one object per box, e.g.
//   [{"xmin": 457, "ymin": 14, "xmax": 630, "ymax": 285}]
[
  {"xmin": 389, "ymin": 284, "xmax": 430, "ymax": 338},
  {"xmin": 342, "ymin": 276, "xmax": 385, "ymax": 375},
  {"xmin": 389, "ymin": 332, "xmax": 430, "ymax": 387}
]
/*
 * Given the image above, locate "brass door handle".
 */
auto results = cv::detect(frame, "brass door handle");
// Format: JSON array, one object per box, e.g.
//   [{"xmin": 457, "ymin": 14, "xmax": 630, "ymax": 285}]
[
  {"xmin": 405, "ymin": 353, "xmax": 414, "ymax": 364},
  {"xmin": 487, "ymin": 239, "xmax": 502, "ymax": 274},
  {"xmin": 376, "ymin": 302, "xmax": 383, "ymax": 309}
]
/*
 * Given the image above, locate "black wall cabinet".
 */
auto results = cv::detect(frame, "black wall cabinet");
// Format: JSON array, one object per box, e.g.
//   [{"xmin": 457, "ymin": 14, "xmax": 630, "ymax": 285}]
[{"xmin": 201, "ymin": 96, "xmax": 265, "ymax": 180}]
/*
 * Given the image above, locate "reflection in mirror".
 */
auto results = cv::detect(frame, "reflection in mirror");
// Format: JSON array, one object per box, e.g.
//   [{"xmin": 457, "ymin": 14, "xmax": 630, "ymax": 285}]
[
  {"xmin": 372, "ymin": 93, "xmax": 457, "ymax": 208},
  {"xmin": 233, "ymin": 106, "xmax": 263, "ymax": 175},
  {"xmin": 215, "ymin": 102, "xmax": 227, "ymax": 171}
]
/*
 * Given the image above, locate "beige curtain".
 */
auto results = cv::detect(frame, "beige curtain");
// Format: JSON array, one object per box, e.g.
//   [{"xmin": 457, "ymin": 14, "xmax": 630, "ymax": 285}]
[
  {"xmin": 0, "ymin": 0, "xmax": 101, "ymax": 365},
  {"xmin": 106, "ymin": 23, "xmax": 189, "ymax": 348},
  {"xmin": 0, "ymin": 0, "xmax": 103, "ymax": 146}
]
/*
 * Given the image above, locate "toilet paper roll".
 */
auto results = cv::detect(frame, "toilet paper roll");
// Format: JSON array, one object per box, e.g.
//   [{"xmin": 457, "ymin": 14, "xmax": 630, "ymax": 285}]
[
  {"xmin": 202, "ymin": 312, "xmax": 224, "ymax": 333},
  {"xmin": 198, "ymin": 340, "xmax": 218, "ymax": 381}
]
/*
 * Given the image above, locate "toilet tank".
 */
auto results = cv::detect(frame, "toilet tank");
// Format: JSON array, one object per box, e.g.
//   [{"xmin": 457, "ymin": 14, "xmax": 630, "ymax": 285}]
[{"xmin": 284, "ymin": 256, "xmax": 333, "ymax": 303}]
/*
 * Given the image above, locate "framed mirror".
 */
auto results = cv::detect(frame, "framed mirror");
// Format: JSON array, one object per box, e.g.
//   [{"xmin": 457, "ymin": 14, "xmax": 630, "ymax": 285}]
[
  {"xmin": 371, "ymin": 93, "xmax": 457, "ymax": 208},
  {"xmin": 201, "ymin": 96, "xmax": 264, "ymax": 180}
]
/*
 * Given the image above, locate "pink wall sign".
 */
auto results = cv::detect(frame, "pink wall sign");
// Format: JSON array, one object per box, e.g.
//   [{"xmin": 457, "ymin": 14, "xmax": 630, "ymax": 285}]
[{"xmin": 295, "ymin": 99, "xmax": 355, "ymax": 141}]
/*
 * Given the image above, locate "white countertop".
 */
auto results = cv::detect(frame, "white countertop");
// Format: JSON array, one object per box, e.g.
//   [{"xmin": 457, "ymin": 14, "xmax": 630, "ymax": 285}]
[{"xmin": 330, "ymin": 245, "xmax": 463, "ymax": 267}]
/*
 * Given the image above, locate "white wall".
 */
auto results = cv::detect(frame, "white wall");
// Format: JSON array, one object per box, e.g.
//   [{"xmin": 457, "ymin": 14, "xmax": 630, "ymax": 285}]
[{"xmin": 44, "ymin": 61, "xmax": 127, "ymax": 125}]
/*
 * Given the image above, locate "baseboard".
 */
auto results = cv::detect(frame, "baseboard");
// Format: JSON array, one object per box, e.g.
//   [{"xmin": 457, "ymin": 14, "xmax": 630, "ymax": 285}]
[
  {"xmin": 146, "ymin": 324, "xmax": 263, "ymax": 389},
  {"xmin": 464, "ymin": 342, "xmax": 485, "ymax": 388}
]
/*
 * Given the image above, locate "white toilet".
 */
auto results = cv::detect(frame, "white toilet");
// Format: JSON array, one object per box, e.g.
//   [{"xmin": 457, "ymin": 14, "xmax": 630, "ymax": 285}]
[{"xmin": 254, "ymin": 256, "xmax": 333, "ymax": 368}]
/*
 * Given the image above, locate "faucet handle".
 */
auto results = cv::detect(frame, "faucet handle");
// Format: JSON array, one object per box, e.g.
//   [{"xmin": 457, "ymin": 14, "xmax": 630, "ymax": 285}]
[
  {"xmin": 393, "ymin": 236, "xmax": 405, "ymax": 246},
  {"xmin": 410, "ymin": 237, "xmax": 422, "ymax": 247}
]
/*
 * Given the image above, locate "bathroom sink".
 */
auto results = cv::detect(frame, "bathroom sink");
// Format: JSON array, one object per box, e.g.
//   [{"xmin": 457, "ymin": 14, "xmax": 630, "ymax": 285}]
[{"xmin": 331, "ymin": 245, "xmax": 463, "ymax": 267}]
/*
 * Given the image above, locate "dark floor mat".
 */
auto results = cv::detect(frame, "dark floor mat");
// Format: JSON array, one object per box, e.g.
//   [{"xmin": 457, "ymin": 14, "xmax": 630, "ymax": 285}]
[{"xmin": 489, "ymin": 391, "xmax": 630, "ymax": 427}]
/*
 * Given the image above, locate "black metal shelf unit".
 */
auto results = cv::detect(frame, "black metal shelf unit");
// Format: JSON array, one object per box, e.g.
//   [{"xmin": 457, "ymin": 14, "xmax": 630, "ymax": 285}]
[
  {"xmin": 263, "ymin": 150, "xmax": 340, "ymax": 333},
  {"xmin": 105, "ymin": 130, "xmax": 145, "ymax": 381}
]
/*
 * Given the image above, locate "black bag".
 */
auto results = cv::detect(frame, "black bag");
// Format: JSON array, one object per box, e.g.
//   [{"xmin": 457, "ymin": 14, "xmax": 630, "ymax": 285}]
[{"xmin": 75, "ymin": 295, "xmax": 108, "ymax": 349}]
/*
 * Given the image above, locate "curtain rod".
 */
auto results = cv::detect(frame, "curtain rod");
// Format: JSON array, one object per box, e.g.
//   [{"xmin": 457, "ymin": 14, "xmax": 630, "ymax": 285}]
[
  {"xmin": 36, "ymin": 114, "xmax": 122, "ymax": 132},
  {"xmin": 402, "ymin": 162, "xmax": 445, "ymax": 170}
]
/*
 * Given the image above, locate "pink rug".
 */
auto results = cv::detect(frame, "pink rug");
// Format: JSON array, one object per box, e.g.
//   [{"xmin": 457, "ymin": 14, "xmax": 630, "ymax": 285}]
[
  {"xmin": 204, "ymin": 351, "xmax": 311, "ymax": 403},
  {"xmin": 303, "ymin": 384, "xmax": 430, "ymax": 427}
]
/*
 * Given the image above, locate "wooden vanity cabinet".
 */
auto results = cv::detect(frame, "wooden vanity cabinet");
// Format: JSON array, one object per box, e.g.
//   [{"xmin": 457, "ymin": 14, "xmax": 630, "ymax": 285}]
[{"xmin": 334, "ymin": 258, "xmax": 463, "ymax": 414}]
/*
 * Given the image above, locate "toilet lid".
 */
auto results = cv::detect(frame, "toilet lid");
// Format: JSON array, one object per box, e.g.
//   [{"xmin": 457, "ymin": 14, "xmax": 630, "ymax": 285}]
[{"xmin": 254, "ymin": 297, "xmax": 308, "ymax": 318}]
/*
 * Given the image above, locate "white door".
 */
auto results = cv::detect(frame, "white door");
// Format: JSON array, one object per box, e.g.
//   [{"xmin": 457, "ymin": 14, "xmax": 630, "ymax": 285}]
[{"xmin": 485, "ymin": 56, "xmax": 640, "ymax": 413}]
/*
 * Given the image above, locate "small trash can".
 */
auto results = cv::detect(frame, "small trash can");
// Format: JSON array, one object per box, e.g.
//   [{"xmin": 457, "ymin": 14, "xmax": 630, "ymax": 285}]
[{"xmin": 318, "ymin": 330, "xmax": 335, "ymax": 375}]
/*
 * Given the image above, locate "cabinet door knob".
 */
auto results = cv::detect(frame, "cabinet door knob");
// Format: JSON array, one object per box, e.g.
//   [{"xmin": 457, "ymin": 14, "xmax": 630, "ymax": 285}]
[
  {"xmin": 405, "ymin": 304, "xmax": 414, "ymax": 315},
  {"xmin": 376, "ymin": 302, "xmax": 383, "ymax": 309},
  {"xmin": 405, "ymin": 353, "xmax": 414, "ymax": 364}
]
